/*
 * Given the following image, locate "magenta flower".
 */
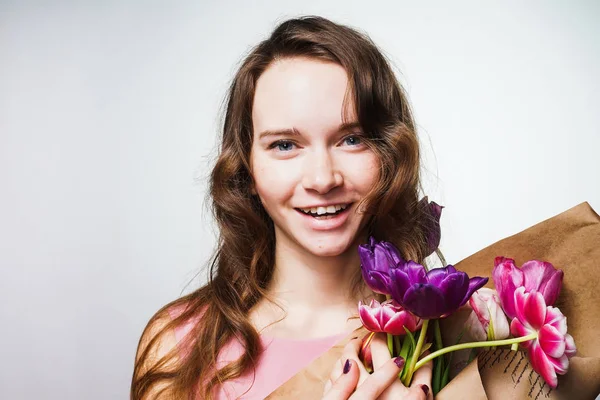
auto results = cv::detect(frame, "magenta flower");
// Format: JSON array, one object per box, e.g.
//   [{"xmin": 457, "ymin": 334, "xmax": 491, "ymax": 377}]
[
  {"xmin": 465, "ymin": 288, "xmax": 510, "ymax": 341},
  {"xmin": 358, "ymin": 237, "xmax": 404, "ymax": 295},
  {"xmin": 510, "ymin": 287, "xmax": 576, "ymax": 388},
  {"xmin": 358, "ymin": 299, "xmax": 422, "ymax": 335},
  {"xmin": 389, "ymin": 262, "xmax": 488, "ymax": 319},
  {"xmin": 492, "ymin": 257, "xmax": 563, "ymax": 319}
]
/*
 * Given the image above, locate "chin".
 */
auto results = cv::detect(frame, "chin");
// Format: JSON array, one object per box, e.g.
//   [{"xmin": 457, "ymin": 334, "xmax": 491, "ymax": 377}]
[{"xmin": 299, "ymin": 235, "xmax": 358, "ymax": 258}]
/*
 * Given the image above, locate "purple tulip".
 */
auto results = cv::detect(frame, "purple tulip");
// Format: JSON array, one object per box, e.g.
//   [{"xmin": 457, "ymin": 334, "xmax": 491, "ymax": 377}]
[
  {"xmin": 358, "ymin": 237, "xmax": 404, "ymax": 295},
  {"xmin": 358, "ymin": 299, "xmax": 422, "ymax": 335},
  {"xmin": 389, "ymin": 262, "xmax": 488, "ymax": 320},
  {"xmin": 418, "ymin": 196, "xmax": 444, "ymax": 257},
  {"xmin": 492, "ymin": 257, "xmax": 563, "ymax": 319}
]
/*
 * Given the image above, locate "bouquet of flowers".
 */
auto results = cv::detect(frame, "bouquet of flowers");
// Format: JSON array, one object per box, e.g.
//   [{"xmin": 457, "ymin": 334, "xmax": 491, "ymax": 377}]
[
  {"xmin": 267, "ymin": 202, "xmax": 600, "ymax": 399},
  {"xmin": 358, "ymin": 236, "xmax": 575, "ymax": 393}
]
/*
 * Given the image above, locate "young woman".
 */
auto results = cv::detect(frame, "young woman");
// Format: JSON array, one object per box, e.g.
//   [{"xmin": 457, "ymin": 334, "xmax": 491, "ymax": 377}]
[{"xmin": 131, "ymin": 15, "xmax": 434, "ymax": 400}]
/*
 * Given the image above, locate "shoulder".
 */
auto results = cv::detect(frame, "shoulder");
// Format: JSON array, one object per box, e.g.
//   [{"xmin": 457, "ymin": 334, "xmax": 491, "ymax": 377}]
[
  {"xmin": 134, "ymin": 305, "xmax": 179, "ymax": 375},
  {"xmin": 132, "ymin": 305, "xmax": 180, "ymax": 400}
]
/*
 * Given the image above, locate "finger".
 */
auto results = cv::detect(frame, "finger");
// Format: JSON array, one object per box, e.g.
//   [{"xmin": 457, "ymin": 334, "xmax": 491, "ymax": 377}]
[
  {"xmin": 350, "ymin": 356, "xmax": 406, "ymax": 399},
  {"xmin": 338, "ymin": 336, "xmax": 370, "ymax": 385},
  {"xmin": 322, "ymin": 359, "xmax": 359, "ymax": 400},
  {"xmin": 327, "ymin": 336, "xmax": 368, "ymax": 392},
  {"xmin": 370, "ymin": 332, "xmax": 392, "ymax": 371},
  {"xmin": 409, "ymin": 351, "xmax": 433, "ymax": 400}
]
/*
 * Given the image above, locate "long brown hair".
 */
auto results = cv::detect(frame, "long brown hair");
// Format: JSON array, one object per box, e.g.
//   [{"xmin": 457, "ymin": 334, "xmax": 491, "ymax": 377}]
[{"xmin": 131, "ymin": 15, "xmax": 435, "ymax": 399}]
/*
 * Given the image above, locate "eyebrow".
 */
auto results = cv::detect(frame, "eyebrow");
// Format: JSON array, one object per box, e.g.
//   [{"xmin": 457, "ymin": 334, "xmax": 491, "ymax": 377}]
[{"xmin": 257, "ymin": 121, "xmax": 362, "ymax": 140}]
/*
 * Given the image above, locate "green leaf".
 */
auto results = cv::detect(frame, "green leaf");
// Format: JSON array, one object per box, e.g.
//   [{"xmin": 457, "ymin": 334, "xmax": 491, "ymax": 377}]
[
  {"xmin": 404, "ymin": 327, "xmax": 417, "ymax": 351},
  {"xmin": 419, "ymin": 342, "xmax": 432, "ymax": 356}
]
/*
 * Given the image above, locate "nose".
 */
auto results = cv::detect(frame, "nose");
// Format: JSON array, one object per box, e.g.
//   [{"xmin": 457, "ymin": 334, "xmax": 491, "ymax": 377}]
[{"xmin": 301, "ymin": 149, "xmax": 343, "ymax": 194}]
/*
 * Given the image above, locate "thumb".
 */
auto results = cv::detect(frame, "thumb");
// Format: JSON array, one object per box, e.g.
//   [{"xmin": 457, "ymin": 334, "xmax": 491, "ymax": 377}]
[{"xmin": 322, "ymin": 359, "xmax": 359, "ymax": 400}]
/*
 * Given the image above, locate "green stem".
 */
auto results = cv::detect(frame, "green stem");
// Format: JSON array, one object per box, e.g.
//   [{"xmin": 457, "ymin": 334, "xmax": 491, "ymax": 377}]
[
  {"xmin": 402, "ymin": 319, "xmax": 429, "ymax": 385},
  {"xmin": 385, "ymin": 294, "xmax": 394, "ymax": 357},
  {"xmin": 413, "ymin": 333, "xmax": 538, "ymax": 371},
  {"xmin": 433, "ymin": 319, "xmax": 443, "ymax": 351},
  {"xmin": 387, "ymin": 333, "xmax": 394, "ymax": 357}
]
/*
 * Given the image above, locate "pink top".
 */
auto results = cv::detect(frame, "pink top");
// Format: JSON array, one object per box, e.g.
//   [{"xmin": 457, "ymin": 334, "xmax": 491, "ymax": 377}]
[{"xmin": 168, "ymin": 306, "xmax": 347, "ymax": 399}]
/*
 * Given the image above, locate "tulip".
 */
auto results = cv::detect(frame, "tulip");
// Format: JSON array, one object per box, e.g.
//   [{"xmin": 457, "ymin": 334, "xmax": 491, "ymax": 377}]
[
  {"xmin": 465, "ymin": 288, "xmax": 510, "ymax": 341},
  {"xmin": 358, "ymin": 298, "xmax": 422, "ymax": 335},
  {"xmin": 510, "ymin": 287, "xmax": 576, "ymax": 388},
  {"xmin": 418, "ymin": 196, "xmax": 444, "ymax": 257},
  {"xmin": 493, "ymin": 257, "xmax": 563, "ymax": 319},
  {"xmin": 389, "ymin": 262, "xmax": 488, "ymax": 320},
  {"xmin": 358, "ymin": 237, "xmax": 404, "ymax": 295}
]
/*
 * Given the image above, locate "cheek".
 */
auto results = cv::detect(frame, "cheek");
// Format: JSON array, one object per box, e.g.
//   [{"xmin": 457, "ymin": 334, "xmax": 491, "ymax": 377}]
[
  {"xmin": 252, "ymin": 157, "xmax": 298, "ymax": 208},
  {"xmin": 345, "ymin": 153, "xmax": 380, "ymax": 191}
]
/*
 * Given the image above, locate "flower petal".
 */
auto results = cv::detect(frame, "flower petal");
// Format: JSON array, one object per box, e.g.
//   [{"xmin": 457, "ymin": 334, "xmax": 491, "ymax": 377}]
[
  {"xmin": 439, "ymin": 271, "xmax": 469, "ymax": 311},
  {"xmin": 544, "ymin": 306, "xmax": 567, "ymax": 335},
  {"xmin": 426, "ymin": 266, "xmax": 449, "ymax": 287},
  {"xmin": 465, "ymin": 310, "xmax": 487, "ymax": 341},
  {"xmin": 514, "ymin": 287, "xmax": 528, "ymax": 326},
  {"xmin": 389, "ymin": 269, "xmax": 412, "ymax": 305},
  {"xmin": 359, "ymin": 302, "xmax": 382, "ymax": 332},
  {"xmin": 405, "ymin": 261, "xmax": 427, "ymax": 284},
  {"xmin": 564, "ymin": 334, "xmax": 577, "ymax": 358},
  {"xmin": 540, "ymin": 269, "xmax": 563, "ymax": 307},
  {"xmin": 384, "ymin": 310, "xmax": 420, "ymax": 335},
  {"xmin": 402, "ymin": 283, "xmax": 447, "ymax": 319},
  {"xmin": 521, "ymin": 260, "xmax": 562, "ymax": 303},
  {"xmin": 530, "ymin": 342, "xmax": 558, "ymax": 389},
  {"xmin": 489, "ymin": 299, "xmax": 510, "ymax": 340},
  {"xmin": 548, "ymin": 354, "xmax": 569, "ymax": 375},
  {"xmin": 462, "ymin": 276, "xmax": 489, "ymax": 306},
  {"xmin": 374, "ymin": 242, "xmax": 395, "ymax": 273},
  {"xmin": 510, "ymin": 317, "xmax": 533, "ymax": 348},
  {"xmin": 523, "ymin": 291, "xmax": 547, "ymax": 330},
  {"xmin": 538, "ymin": 324, "xmax": 566, "ymax": 358},
  {"xmin": 381, "ymin": 241, "xmax": 404, "ymax": 266},
  {"xmin": 492, "ymin": 257, "xmax": 523, "ymax": 319}
]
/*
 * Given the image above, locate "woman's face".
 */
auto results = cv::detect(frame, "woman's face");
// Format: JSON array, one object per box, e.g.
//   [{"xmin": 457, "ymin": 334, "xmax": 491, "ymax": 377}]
[{"xmin": 250, "ymin": 57, "xmax": 379, "ymax": 257}]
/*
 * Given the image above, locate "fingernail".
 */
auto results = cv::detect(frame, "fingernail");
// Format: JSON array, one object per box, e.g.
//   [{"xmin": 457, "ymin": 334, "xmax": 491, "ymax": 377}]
[
  {"xmin": 393, "ymin": 357, "xmax": 405, "ymax": 369},
  {"xmin": 343, "ymin": 359, "xmax": 351, "ymax": 374},
  {"xmin": 421, "ymin": 385, "xmax": 429, "ymax": 396}
]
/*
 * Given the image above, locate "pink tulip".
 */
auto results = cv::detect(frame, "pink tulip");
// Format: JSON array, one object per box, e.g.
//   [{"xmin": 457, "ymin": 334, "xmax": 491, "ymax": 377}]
[
  {"xmin": 510, "ymin": 287, "xmax": 576, "ymax": 389},
  {"xmin": 492, "ymin": 257, "xmax": 563, "ymax": 319},
  {"xmin": 465, "ymin": 288, "xmax": 510, "ymax": 341},
  {"xmin": 358, "ymin": 299, "xmax": 422, "ymax": 335}
]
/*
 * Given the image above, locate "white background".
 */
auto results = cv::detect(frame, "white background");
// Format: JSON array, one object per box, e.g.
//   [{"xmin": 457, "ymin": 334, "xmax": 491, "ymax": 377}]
[{"xmin": 1, "ymin": 1, "xmax": 598, "ymax": 399}]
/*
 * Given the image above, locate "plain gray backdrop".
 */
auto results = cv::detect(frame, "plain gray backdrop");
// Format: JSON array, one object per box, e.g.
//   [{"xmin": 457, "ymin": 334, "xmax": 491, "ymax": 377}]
[{"xmin": 1, "ymin": 1, "xmax": 599, "ymax": 399}]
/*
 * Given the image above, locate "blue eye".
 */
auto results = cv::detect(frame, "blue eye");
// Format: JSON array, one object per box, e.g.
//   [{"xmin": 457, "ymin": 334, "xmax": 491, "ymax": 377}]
[
  {"xmin": 269, "ymin": 140, "xmax": 296, "ymax": 152},
  {"xmin": 343, "ymin": 135, "xmax": 362, "ymax": 146}
]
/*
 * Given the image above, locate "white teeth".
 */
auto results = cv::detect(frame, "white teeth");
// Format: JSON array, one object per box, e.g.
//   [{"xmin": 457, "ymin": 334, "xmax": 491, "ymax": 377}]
[{"xmin": 299, "ymin": 203, "xmax": 351, "ymax": 216}]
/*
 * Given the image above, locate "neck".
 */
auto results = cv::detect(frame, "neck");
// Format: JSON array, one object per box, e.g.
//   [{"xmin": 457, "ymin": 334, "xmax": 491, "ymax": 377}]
[
  {"xmin": 267, "ymin": 229, "xmax": 374, "ymax": 314},
  {"xmin": 249, "ymin": 228, "xmax": 377, "ymax": 338}
]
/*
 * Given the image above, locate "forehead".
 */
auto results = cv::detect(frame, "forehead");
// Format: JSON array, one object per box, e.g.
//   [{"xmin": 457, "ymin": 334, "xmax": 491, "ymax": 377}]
[{"xmin": 252, "ymin": 57, "xmax": 356, "ymax": 136}]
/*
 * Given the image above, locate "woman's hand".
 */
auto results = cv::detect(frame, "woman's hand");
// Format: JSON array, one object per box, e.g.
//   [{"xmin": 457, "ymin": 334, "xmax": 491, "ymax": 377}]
[{"xmin": 322, "ymin": 333, "xmax": 433, "ymax": 399}]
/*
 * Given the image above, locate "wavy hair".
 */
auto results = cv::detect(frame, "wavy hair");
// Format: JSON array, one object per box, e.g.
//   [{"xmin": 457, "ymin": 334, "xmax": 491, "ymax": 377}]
[{"xmin": 131, "ymin": 15, "xmax": 436, "ymax": 399}]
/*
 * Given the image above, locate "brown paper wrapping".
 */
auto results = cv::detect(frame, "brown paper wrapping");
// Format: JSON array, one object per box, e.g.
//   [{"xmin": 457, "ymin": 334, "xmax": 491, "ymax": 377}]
[{"xmin": 266, "ymin": 202, "xmax": 600, "ymax": 399}]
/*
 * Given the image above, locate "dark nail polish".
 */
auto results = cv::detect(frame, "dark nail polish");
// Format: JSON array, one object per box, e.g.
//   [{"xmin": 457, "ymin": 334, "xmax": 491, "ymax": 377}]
[
  {"xmin": 421, "ymin": 385, "xmax": 429, "ymax": 396},
  {"xmin": 393, "ymin": 357, "xmax": 405, "ymax": 369},
  {"xmin": 343, "ymin": 359, "xmax": 351, "ymax": 374}
]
